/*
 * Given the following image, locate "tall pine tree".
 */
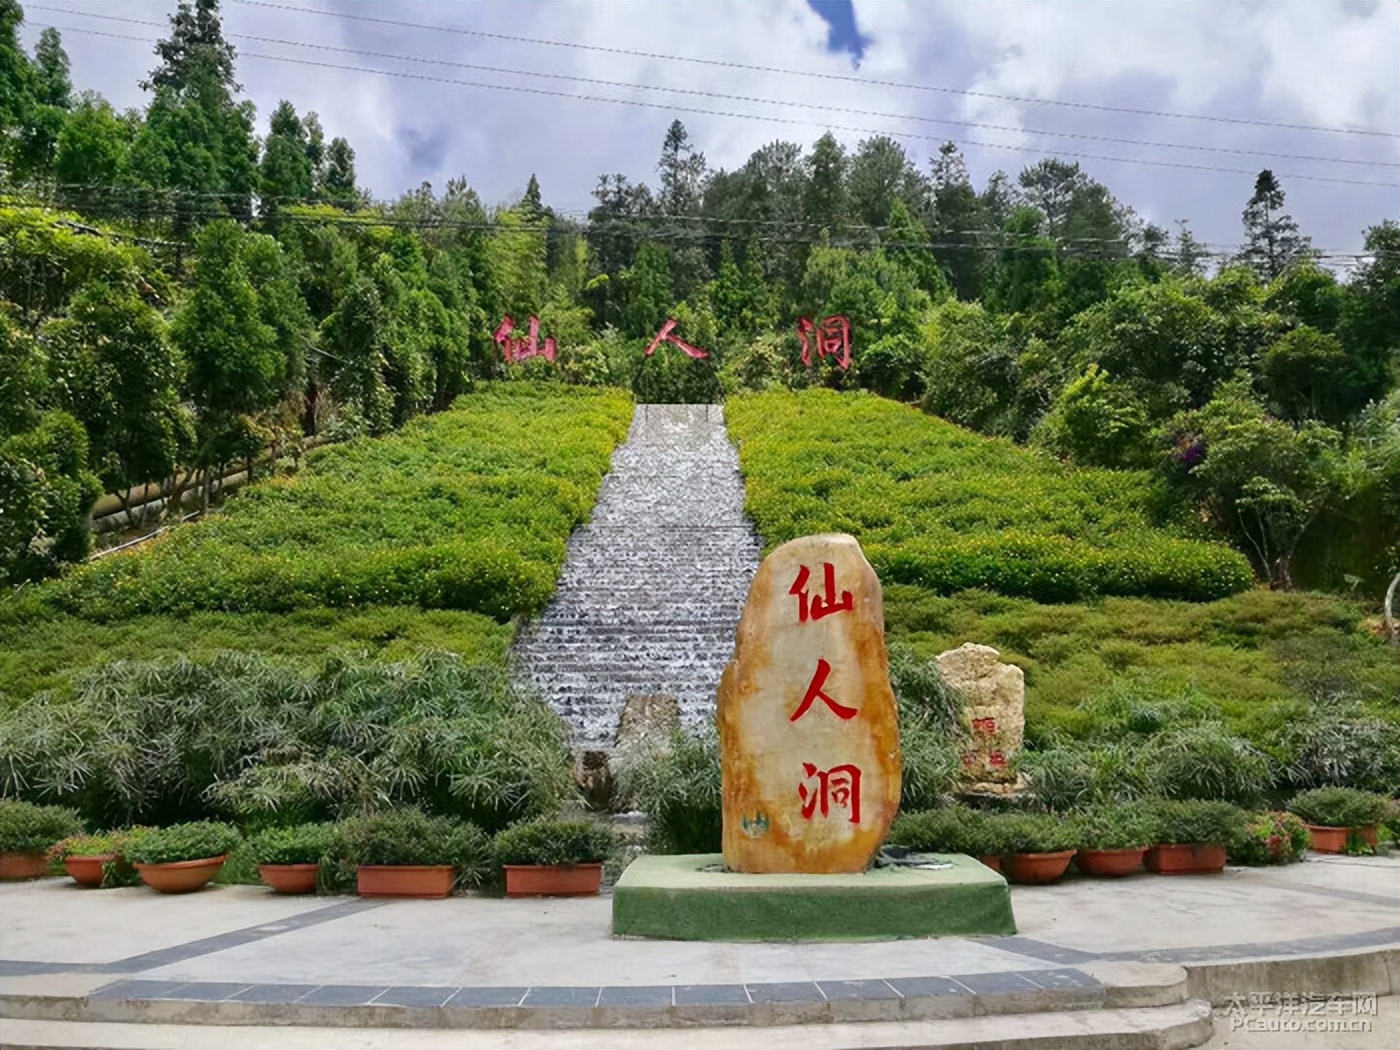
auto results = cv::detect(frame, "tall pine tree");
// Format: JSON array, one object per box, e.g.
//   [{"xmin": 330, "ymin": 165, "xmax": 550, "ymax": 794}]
[{"xmin": 1239, "ymin": 169, "xmax": 1313, "ymax": 280}]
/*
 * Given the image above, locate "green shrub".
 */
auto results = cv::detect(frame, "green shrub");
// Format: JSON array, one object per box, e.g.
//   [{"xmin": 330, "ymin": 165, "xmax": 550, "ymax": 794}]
[
  {"xmin": 47, "ymin": 831, "xmax": 125, "ymax": 860},
  {"xmin": 1271, "ymin": 705, "xmax": 1400, "ymax": 794},
  {"xmin": 1150, "ymin": 800, "xmax": 1248, "ymax": 845},
  {"xmin": 613, "ymin": 729, "xmax": 721, "ymax": 855},
  {"xmin": 1021, "ymin": 742, "xmax": 1146, "ymax": 810},
  {"xmin": 1072, "ymin": 804, "xmax": 1160, "ymax": 850},
  {"xmin": 727, "ymin": 389, "xmax": 1253, "ymax": 604},
  {"xmin": 1140, "ymin": 724, "xmax": 1273, "ymax": 806},
  {"xmin": 248, "ymin": 824, "xmax": 336, "ymax": 866},
  {"xmin": 995, "ymin": 811, "xmax": 1079, "ymax": 854},
  {"xmin": 1229, "ymin": 811, "xmax": 1311, "ymax": 866},
  {"xmin": 125, "ymin": 821, "xmax": 240, "ymax": 864},
  {"xmin": 1, "ymin": 651, "xmax": 573, "ymax": 830},
  {"xmin": 1286, "ymin": 787, "xmax": 1391, "ymax": 828},
  {"xmin": 0, "ymin": 800, "xmax": 84, "ymax": 853},
  {"xmin": 890, "ymin": 647, "xmax": 966, "ymax": 810},
  {"xmin": 332, "ymin": 809, "xmax": 489, "ymax": 884},
  {"xmin": 888, "ymin": 806, "xmax": 998, "ymax": 855},
  {"xmin": 491, "ymin": 818, "xmax": 619, "ymax": 867}
]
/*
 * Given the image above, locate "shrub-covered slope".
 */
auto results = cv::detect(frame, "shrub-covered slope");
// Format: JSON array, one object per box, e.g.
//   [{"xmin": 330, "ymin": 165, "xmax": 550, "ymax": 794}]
[
  {"xmin": 0, "ymin": 384, "xmax": 632, "ymax": 704},
  {"xmin": 728, "ymin": 389, "xmax": 1252, "ymax": 602}
]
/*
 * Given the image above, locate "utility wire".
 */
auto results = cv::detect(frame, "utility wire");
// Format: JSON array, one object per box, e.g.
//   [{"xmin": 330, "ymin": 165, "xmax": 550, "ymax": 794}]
[
  {"xmin": 235, "ymin": 0, "xmax": 1400, "ymax": 140},
  {"xmin": 30, "ymin": 20, "xmax": 1400, "ymax": 191},
  {"xmin": 29, "ymin": 5, "xmax": 1398, "ymax": 170}
]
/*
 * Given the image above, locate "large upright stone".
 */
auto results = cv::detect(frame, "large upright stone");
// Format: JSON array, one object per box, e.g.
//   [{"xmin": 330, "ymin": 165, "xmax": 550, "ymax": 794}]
[
  {"xmin": 936, "ymin": 642, "xmax": 1024, "ymax": 785},
  {"xmin": 718, "ymin": 534, "xmax": 900, "ymax": 874}
]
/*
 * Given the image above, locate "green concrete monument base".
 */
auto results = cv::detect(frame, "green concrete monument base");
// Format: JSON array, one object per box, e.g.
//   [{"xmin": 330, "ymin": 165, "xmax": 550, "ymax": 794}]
[{"xmin": 611, "ymin": 853, "xmax": 1016, "ymax": 941}]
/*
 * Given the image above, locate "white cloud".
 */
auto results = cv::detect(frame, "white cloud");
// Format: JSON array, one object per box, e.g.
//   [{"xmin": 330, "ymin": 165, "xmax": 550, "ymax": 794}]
[{"xmin": 17, "ymin": 0, "xmax": 1398, "ymax": 254}]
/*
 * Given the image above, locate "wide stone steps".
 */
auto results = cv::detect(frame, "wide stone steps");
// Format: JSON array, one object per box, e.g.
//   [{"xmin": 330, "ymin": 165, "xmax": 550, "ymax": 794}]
[{"xmin": 513, "ymin": 403, "xmax": 762, "ymax": 750}]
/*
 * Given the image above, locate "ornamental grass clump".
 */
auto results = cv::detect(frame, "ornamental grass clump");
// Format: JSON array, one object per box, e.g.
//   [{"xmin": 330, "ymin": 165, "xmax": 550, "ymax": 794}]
[
  {"xmin": 0, "ymin": 800, "xmax": 84, "ymax": 854},
  {"xmin": 1285, "ymin": 787, "xmax": 1391, "ymax": 829},
  {"xmin": 888, "ymin": 806, "xmax": 987, "ymax": 856},
  {"xmin": 1140, "ymin": 723, "xmax": 1273, "ymax": 806},
  {"xmin": 1, "ymin": 651, "xmax": 573, "ymax": 831},
  {"xmin": 491, "ymin": 818, "xmax": 619, "ymax": 868},
  {"xmin": 612, "ymin": 728, "xmax": 722, "ymax": 855}
]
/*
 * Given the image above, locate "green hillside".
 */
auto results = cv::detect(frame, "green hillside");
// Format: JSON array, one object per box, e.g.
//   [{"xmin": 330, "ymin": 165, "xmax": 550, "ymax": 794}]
[{"xmin": 728, "ymin": 390, "xmax": 1397, "ymax": 743}]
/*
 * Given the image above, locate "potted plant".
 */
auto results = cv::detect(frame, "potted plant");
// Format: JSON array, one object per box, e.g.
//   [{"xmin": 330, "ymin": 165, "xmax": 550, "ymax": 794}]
[
  {"xmin": 998, "ymin": 812, "xmax": 1078, "ymax": 884},
  {"xmin": 335, "ymin": 809, "xmax": 488, "ymax": 899},
  {"xmin": 1228, "ymin": 811, "xmax": 1311, "ymax": 866},
  {"xmin": 1286, "ymin": 787, "xmax": 1390, "ymax": 854},
  {"xmin": 125, "ymin": 821, "xmax": 240, "ymax": 893},
  {"xmin": 48, "ymin": 832, "xmax": 132, "ymax": 888},
  {"xmin": 1073, "ymin": 804, "xmax": 1158, "ymax": 877},
  {"xmin": 1146, "ymin": 800, "xmax": 1246, "ymax": 874},
  {"xmin": 249, "ymin": 824, "xmax": 334, "ymax": 894},
  {"xmin": 0, "ymin": 801, "xmax": 84, "ymax": 880},
  {"xmin": 493, "ymin": 817, "xmax": 619, "ymax": 897}
]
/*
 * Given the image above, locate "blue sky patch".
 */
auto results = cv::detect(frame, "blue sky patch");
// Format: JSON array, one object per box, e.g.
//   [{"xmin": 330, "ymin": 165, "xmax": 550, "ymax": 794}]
[{"xmin": 807, "ymin": 0, "xmax": 873, "ymax": 66}]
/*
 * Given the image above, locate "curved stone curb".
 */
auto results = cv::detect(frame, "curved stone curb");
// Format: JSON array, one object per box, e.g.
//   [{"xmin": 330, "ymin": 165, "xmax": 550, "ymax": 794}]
[
  {"xmin": 1186, "ymin": 945, "xmax": 1400, "ymax": 1006},
  {"xmin": 1, "ymin": 964, "xmax": 1169, "ymax": 1030}
]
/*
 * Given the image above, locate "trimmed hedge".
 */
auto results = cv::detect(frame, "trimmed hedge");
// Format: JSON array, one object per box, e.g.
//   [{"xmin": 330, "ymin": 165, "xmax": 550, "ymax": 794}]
[
  {"xmin": 727, "ymin": 389, "xmax": 1253, "ymax": 603},
  {"xmin": 2, "ymin": 384, "xmax": 632, "ymax": 626}
]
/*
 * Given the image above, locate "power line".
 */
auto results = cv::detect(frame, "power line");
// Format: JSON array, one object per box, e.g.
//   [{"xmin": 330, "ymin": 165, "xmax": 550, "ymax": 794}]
[
  {"xmin": 235, "ymin": 0, "xmax": 1400, "ymax": 140},
  {"xmin": 30, "ymin": 20, "xmax": 1400, "ymax": 191},
  {"xmin": 30, "ymin": 5, "xmax": 1397, "ymax": 171}
]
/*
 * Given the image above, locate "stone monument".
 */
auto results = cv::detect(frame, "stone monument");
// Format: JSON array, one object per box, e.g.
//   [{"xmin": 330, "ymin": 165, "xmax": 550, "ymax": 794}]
[
  {"xmin": 935, "ymin": 642, "xmax": 1024, "ymax": 785},
  {"xmin": 612, "ymin": 533, "xmax": 1016, "ymax": 941},
  {"xmin": 717, "ymin": 533, "xmax": 901, "ymax": 873}
]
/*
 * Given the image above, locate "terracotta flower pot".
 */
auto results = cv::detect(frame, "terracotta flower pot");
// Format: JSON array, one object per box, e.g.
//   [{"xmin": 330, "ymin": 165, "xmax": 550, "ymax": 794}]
[
  {"xmin": 134, "ymin": 855, "xmax": 227, "ymax": 893},
  {"xmin": 258, "ymin": 863, "xmax": 319, "ymax": 894},
  {"xmin": 1002, "ymin": 850, "xmax": 1076, "ymax": 885},
  {"xmin": 504, "ymin": 862, "xmax": 604, "ymax": 897},
  {"xmin": 1305, "ymin": 824, "xmax": 1378, "ymax": 854},
  {"xmin": 64, "ymin": 853, "xmax": 117, "ymax": 888},
  {"xmin": 357, "ymin": 864, "xmax": 455, "ymax": 899},
  {"xmin": 979, "ymin": 855, "xmax": 1003, "ymax": 873},
  {"xmin": 1145, "ymin": 843, "xmax": 1226, "ymax": 875},
  {"xmin": 1075, "ymin": 846, "xmax": 1147, "ymax": 878},
  {"xmin": 0, "ymin": 851, "xmax": 51, "ymax": 880}
]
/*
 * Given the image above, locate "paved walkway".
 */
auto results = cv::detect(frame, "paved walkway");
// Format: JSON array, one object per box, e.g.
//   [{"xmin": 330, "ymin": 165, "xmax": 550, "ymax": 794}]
[
  {"xmin": 513, "ymin": 403, "xmax": 762, "ymax": 751},
  {"xmin": 3, "ymin": 854, "xmax": 1394, "ymax": 992}
]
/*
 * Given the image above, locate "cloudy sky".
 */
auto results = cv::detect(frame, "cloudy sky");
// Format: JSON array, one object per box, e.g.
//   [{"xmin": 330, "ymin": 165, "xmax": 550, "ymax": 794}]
[{"xmin": 18, "ymin": 0, "xmax": 1400, "ymax": 264}]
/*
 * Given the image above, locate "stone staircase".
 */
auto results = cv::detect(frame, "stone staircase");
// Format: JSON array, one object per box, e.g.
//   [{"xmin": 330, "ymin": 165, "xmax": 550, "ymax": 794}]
[{"xmin": 513, "ymin": 403, "xmax": 762, "ymax": 751}]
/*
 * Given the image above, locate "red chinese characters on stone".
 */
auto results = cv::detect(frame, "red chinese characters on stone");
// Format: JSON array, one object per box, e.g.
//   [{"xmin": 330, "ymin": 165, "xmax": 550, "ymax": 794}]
[
  {"xmin": 988, "ymin": 752, "xmax": 1007, "ymax": 769},
  {"xmin": 971, "ymin": 716, "xmax": 997, "ymax": 736},
  {"xmin": 494, "ymin": 315, "xmax": 556, "ymax": 363},
  {"xmin": 644, "ymin": 317, "xmax": 709, "ymax": 359},
  {"xmin": 789, "ymin": 563, "xmax": 854, "ymax": 623},
  {"xmin": 799, "ymin": 762, "xmax": 861, "ymax": 823},
  {"xmin": 790, "ymin": 658, "xmax": 858, "ymax": 722},
  {"xmin": 797, "ymin": 314, "xmax": 853, "ymax": 370}
]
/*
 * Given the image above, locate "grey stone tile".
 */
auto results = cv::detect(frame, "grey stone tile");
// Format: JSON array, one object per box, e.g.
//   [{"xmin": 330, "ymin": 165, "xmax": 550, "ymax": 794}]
[
  {"xmin": 160, "ymin": 982, "xmax": 253, "ymax": 1001},
  {"xmin": 990, "ymin": 936, "xmax": 1099, "ymax": 963},
  {"xmin": 521, "ymin": 986, "xmax": 600, "ymax": 1008},
  {"xmin": 228, "ymin": 984, "xmax": 320, "ymax": 1004},
  {"xmin": 673, "ymin": 984, "xmax": 749, "ymax": 1005},
  {"xmin": 373, "ymin": 986, "xmax": 457, "ymax": 1007},
  {"xmin": 1020, "ymin": 968, "xmax": 1103, "ymax": 991},
  {"xmin": 598, "ymin": 985, "xmax": 673, "ymax": 1006},
  {"xmin": 444, "ymin": 987, "xmax": 529, "ymax": 1008},
  {"xmin": 299, "ymin": 984, "xmax": 388, "ymax": 1005},
  {"xmin": 88, "ymin": 980, "xmax": 189, "ymax": 1001},
  {"xmin": 817, "ymin": 979, "xmax": 901, "ymax": 1001},
  {"xmin": 745, "ymin": 982, "xmax": 824, "ymax": 1003},
  {"xmin": 949, "ymin": 971, "xmax": 1041, "ymax": 995},
  {"xmin": 886, "ymin": 976, "xmax": 970, "ymax": 998}
]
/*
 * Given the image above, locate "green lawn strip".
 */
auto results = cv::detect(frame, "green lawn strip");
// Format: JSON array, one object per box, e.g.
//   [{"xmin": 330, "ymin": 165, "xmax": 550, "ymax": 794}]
[
  {"xmin": 727, "ymin": 389, "xmax": 1251, "ymax": 602},
  {"xmin": 0, "ymin": 383, "xmax": 633, "ymax": 626},
  {"xmin": 0, "ymin": 607, "xmax": 512, "ymax": 708}
]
